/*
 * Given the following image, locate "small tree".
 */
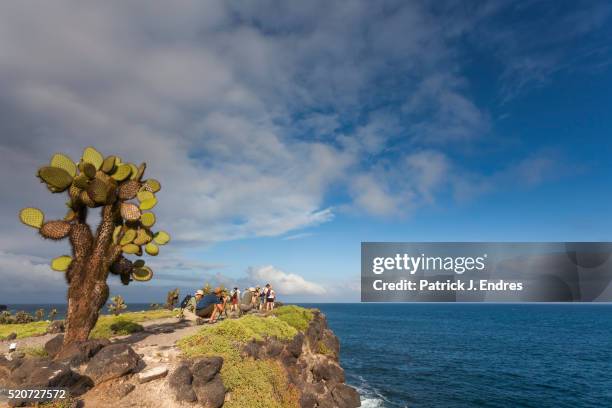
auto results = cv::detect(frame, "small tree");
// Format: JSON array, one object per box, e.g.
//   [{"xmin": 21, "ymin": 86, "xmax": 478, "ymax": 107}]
[
  {"xmin": 18, "ymin": 147, "xmax": 170, "ymax": 348},
  {"xmin": 202, "ymin": 283, "xmax": 212, "ymax": 295},
  {"xmin": 48, "ymin": 308, "xmax": 58, "ymax": 321},
  {"xmin": 35, "ymin": 308, "xmax": 45, "ymax": 321},
  {"xmin": 165, "ymin": 288, "xmax": 180, "ymax": 310},
  {"xmin": 108, "ymin": 295, "xmax": 127, "ymax": 316}
]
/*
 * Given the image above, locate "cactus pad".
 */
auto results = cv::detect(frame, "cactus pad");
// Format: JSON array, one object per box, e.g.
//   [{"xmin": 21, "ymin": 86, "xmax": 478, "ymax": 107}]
[
  {"xmin": 51, "ymin": 255, "xmax": 72, "ymax": 272},
  {"xmin": 82, "ymin": 147, "xmax": 103, "ymax": 170},
  {"xmin": 50, "ymin": 153, "xmax": 77, "ymax": 177},
  {"xmin": 101, "ymin": 156, "xmax": 116, "ymax": 173},
  {"xmin": 112, "ymin": 164, "xmax": 132, "ymax": 181},
  {"xmin": 120, "ymin": 229, "xmax": 137, "ymax": 245},
  {"xmin": 143, "ymin": 179, "xmax": 161, "ymax": 193},
  {"xmin": 19, "ymin": 207, "xmax": 44, "ymax": 229},
  {"xmin": 40, "ymin": 221, "xmax": 71, "ymax": 240},
  {"xmin": 128, "ymin": 163, "xmax": 138, "ymax": 180},
  {"xmin": 134, "ymin": 229, "xmax": 152, "ymax": 245},
  {"xmin": 140, "ymin": 212, "xmax": 156, "ymax": 227},
  {"xmin": 153, "ymin": 231, "xmax": 170, "ymax": 245},
  {"xmin": 145, "ymin": 242, "xmax": 159, "ymax": 256},
  {"xmin": 134, "ymin": 163, "xmax": 146, "ymax": 181},
  {"xmin": 112, "ymin": 226, "xmax": 122, "ymax": 243},
  {"xmin": 122, "ymin": 243, "xmax": 140, "ymax": 254},
  {"xmin": 38, "ymin": 166, "xmax": 73, "ymax": 192},
  {"xmin": 132, "ymin": 266, "xmax": 153, "ymax": 282},
  {"xmin": 120, "ymin": 202, "xmax": 141, "ymax": 221},
  {"xmin": 81, "ymin": 162, "xmax": 97, "ymax": 179},
  {"xmin": 118, "ymin": 180, "xmax": 140, "ymax": 200},
  {"xmin": 139, "ymin": 196, "xmax": 157, "ymax": 210},
  {"xmin": 134, "ymin": 259, "xmax": 145, "ymax": 268},
  {"xmin": 86, "ymin": 178, "xmax": 108, "ymax": 204}
]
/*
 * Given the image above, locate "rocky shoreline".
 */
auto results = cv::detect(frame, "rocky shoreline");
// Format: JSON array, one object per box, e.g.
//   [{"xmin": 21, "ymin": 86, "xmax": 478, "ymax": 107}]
[{"xmin": 0, "ymin": 309, "xmax": 360, "ymax": 407}]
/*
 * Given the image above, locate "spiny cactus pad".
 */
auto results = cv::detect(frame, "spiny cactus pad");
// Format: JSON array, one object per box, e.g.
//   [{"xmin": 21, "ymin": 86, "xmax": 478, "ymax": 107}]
[
  {"xmin": 81, "ymin": 162, "xmax": 97, "ymax": 179},
  {"xmin": 19, "ymin": 207, "xmax": 44, "ymax": 229},
  {"xmin": 143, "ymin": 179, "xmax": 161, "ymax": 193},
  {"xmin": 50, "ymin": 153, "xmax": 77, "ymax": 177},
  {"xmin": 132, "ymin": 266, "xmax": 153, "ymax": 282},
  {"xmin": 82, "ymin": 147, "xmax": 103, "ymax": 170},
  {"xmin": 128, "ymin": 163, "xmax": 138, "ymax": 180},
  {"xmin": 51, "ymin": 255, "xmax": 72, "ymax": 271},
  {"xmin": 122, "ymin": 243, "xmax": 140, "ymax": 254},
  {"xmin": 145, "ymin": 242, "xmax": 159, "ymax": 256},
  {"xmin": 134, "ymin": 229, "xmax": 152, "ymax": 245},
  {"xmin": 120, "ymin": 202, "xmax": 141, "ymax": 221},
  {"xmin": 118, "ymin": 180, "xmax": 141, "ymax": 200},
  {"xmin": 40, "ymin": 221, "xmax": 71, "ymax": 240},
  {"xmin": 153, "ymin": 231, "xmax": 170, "ymax": 245},
  {"xmin": 101, "ymin": 156, "xmax": 116, "ymax": 173},
  {"xmin": 120, "ymin": 229, "xmax": 137, "ymax": 245},
  {"xmin": 112, "ymin": 164, "xmax": 132, "ymax": 181},
  {"xmin": 86, "ymin": 178, "xmax": 109, "ymax": 204},
  {"xmin": 140, "ymin": 212, "xmax": 156, "ymax": 227},
  {"xmin": 38, "ymin": 166, "xmax": 73, "ymax": 192},
  {"xmin": 137, "ymin": 190, "xmax": 155, "ymax": 202},
  {"xmin": 139, "ymin": 196, "xmax": 157, "ymax": 210}
]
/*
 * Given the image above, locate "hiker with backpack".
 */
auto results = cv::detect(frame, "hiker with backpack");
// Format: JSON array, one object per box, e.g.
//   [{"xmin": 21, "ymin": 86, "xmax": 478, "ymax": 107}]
[
  {"xmin": 230, "ymin": 287, "xmax": 240, "ymax": 312},
  {"xmin": 265, "ymin": 283, "xmax": 276, "ymax": 311}
]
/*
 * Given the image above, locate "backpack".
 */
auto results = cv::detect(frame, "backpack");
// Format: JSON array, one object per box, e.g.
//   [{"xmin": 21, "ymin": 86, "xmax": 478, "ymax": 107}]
[{"xmin": 180, "ymin": 294, "xmax": 192, "ymax": 309}]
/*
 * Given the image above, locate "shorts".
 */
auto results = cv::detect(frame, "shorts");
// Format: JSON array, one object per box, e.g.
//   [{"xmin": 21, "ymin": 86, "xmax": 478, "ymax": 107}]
[
  {"xmin": 231, "ymin": 298, "xmax": 238, "ymax": 305},
  {"xmin": 195, "ymin": 304, "xmax": 214, "ymax": 318},
  {"xmin": 267, "ymin": 298, "xmax": 275, "ymax": 303}
]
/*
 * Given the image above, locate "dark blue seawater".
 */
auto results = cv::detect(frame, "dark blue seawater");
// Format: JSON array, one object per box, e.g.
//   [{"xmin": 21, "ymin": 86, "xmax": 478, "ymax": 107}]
[
  {"xmin": 6, "ymin": 303, "xmax": 612, "ymax": 407},
  {"xmin": 301, "ymin": 303, "xmax": 612, "ymax": 408}
]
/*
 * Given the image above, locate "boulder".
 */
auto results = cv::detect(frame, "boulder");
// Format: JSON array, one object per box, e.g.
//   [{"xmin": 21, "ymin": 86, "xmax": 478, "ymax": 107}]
[
  {"xmin": 138, "ymin": 365, "xmax": 168, "ymax": 383},
  {"xmin": 84, "ymin": 344, "xmax": 140, "ymax": 384},
  {"xmin": 193, "ymin": 374, "xmax": 225, "ymax": 408},
  {"xmin": 191, "ymin": 356, "xmax": 223, "ymax": 383},
  {"xmin": 331, "ymin": 383, "xmax": 361, "ymax": 408},
  {"xmin": 8, "ymin": 357, "xmax": 91, "ymax": 396},
  {"xmin": 312, "ymin": 360, "xmax": 345, "ymax": 383},
  {"xmin": 46, "ymin": 320, "xmax": 65, "ymax": 334},
  {"xmin": 168, "ymin": 362, "xmax": 196, "ymax": 402},
  {"xmin": 319, "ymin": 329, "xmax": 340, "ymax": 359},
  {"xmin": 44, "ymin": 334, "xmax": 64, "ymax": 358},
  {"xmin": 54, "ymin": 338, "xmax": 110, "ymax": 366}
]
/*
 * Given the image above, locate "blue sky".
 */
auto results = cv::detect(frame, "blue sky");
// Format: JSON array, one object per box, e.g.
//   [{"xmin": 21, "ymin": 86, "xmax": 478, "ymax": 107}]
[{"xmin": 0, "ymin": 1, "xmax": 611, "ymax": 303}]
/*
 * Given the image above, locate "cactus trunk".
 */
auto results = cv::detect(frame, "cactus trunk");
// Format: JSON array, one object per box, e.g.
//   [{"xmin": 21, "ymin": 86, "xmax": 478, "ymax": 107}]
[{"xmin": 64, "ymin": 274, "xmax": 109, "ymax": 344}]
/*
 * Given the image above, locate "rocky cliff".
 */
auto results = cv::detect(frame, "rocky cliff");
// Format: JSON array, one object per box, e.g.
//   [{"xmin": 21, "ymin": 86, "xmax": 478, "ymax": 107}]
[{"xmin": 0, "ymin": 306, "xmax": 360, "ymax": 408}]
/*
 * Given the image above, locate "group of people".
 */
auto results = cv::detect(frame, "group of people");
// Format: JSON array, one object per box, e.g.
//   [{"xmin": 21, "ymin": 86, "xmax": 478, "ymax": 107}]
[
  {"xmin": 181, "ymin": 283, "xmax": 277, "ymax": 324},
  {"xmin": 230, "ymin": 284, "xmax": 277, "ymax": 312}
]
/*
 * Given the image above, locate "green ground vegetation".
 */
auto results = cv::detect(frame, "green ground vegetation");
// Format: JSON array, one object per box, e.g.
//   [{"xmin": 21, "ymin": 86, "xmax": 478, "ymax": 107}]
[
  {"xmin": 178, "ymin": 306, "xmax": 316, "ymax": 408},
  {"xmin": 0, "ymin": 309, "xmax": 177, "ymax": 340}
]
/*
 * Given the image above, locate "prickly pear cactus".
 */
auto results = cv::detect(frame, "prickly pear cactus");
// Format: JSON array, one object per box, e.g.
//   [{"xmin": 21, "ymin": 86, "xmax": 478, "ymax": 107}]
[{"xmin": 18, "ymin": 147, "xmax": 171, "ymax": 346}]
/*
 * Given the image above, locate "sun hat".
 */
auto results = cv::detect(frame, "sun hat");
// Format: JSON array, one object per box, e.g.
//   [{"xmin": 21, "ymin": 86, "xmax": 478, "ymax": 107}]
[
  {"xmin": 195, "ymin": 290, "xmax": 204, "ymax": 296},
  {"xmin": 248, "ymin": 287, "xmax": 255, "ymax": 292}
]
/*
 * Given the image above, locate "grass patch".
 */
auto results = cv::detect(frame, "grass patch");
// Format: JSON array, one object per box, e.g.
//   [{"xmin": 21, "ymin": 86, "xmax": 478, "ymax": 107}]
[
  {"xmin": 90, "ymin": 309, "xmax": 176, "ymax": 339},
  {"xmin": 0, "ymin": 309, "xmax": 176, "ymax": 341},
  {"xmin": 0, "ymin": 321, "xmax": 48, "ymax": 339},
  {"xmin": 271, "ymin": 305, "xmax": 314, "ymax": 331},
  {"xmin": 178, "ymin": 313, "xmax": 306, "ymax": 408}
]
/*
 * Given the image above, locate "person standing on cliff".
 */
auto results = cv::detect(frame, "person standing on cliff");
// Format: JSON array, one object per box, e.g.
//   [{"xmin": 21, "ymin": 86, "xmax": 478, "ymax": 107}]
[{"xmin": 265, "ymin": 283, "xmax": 276, "ymax": 311}]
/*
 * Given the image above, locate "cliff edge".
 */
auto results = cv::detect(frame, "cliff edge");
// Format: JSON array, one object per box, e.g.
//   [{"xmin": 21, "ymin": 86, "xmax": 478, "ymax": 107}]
[{"xmin": 0, "ymin": 306, "xmax": 360, "ymax": 408}]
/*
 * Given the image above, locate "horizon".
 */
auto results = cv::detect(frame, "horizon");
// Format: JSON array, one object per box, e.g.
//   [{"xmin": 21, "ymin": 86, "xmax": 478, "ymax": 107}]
[{"xmin": 1, "ymin": 1, "xmax": 612, "ymax": 303}]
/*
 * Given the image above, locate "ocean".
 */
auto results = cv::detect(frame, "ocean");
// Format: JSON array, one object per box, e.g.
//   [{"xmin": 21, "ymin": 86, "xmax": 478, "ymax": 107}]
[
  {"xmin": 4, "ymin": 303, "xmax": 612, "ymax": 407},
  {"xmin": 305, "ymin": 303, "xmax": 612, "ymax": 408}
]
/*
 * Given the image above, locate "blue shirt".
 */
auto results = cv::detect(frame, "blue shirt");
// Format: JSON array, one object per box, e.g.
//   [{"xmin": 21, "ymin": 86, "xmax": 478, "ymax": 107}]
[{"xmin": 196, "ymin": 294, "xmax": 222, "ymax": 310}]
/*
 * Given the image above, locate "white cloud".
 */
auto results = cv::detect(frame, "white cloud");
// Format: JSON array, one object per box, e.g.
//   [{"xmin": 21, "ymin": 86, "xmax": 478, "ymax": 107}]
[{"xmin": 245, "ymin": 265, "xmax": 326, "ymax": 295}]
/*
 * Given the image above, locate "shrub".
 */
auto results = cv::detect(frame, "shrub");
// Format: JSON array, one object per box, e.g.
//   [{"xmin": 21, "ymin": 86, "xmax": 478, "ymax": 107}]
[
  {"xmin": 0, "ymin": 311, "xmax": 14, "ymax": 324},
  {"xmin": 14, "ymin": 311, "xmax": 34, "ymax": 324},
  {"xmin": 179, "ymin": 313, "xmax": 304, "ymax": 408},
  {"xmin": 272, "ymin": 305, "xmax": 314, "ymax": 331},
  {"xmin": 35, "ymin": 308, "xmax": 45, "ymax": 321}
]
